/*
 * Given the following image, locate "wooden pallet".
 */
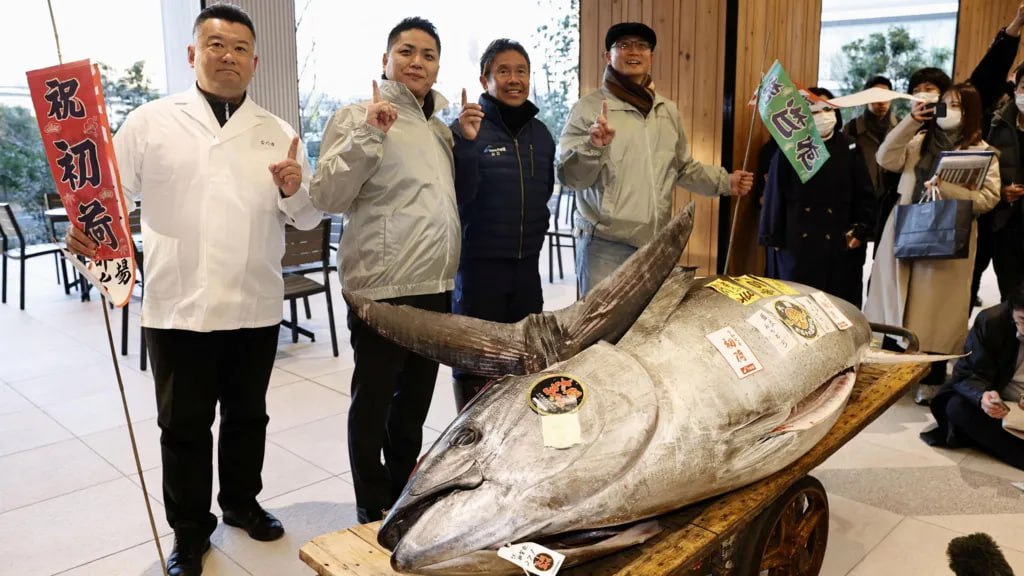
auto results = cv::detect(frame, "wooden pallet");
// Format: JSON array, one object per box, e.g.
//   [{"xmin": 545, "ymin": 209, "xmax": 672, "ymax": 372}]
[{"xmin": 300, "ymin": 362, "xmax": 928, "ymax": 575}]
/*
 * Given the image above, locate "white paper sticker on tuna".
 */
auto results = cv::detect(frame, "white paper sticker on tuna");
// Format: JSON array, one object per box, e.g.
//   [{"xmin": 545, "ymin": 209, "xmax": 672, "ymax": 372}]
[
  {"xmin": 706, "ymin": 326, "xmax": 763, "ymax": 378},
  {"xmin": 541, "ymin": 413, "xmax": 581, "ymax": 449},
  {"xmin": 497, "ymin": 542, "xmax": 565, "ymax": 575},
  {"xmin": 795, "ymin": 296, "xmax": 837, "ymax": 336},
  {"xmin": 746, "ymin": 309, "xmax": 800, "ymax": 355},
  {"xmin": 810, "ymin": 291, "xmax": 853, "ymax": 330}
]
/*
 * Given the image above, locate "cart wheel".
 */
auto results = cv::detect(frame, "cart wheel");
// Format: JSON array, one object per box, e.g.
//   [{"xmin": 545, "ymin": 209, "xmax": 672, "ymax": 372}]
[{"xmin": 733, "ymin": 475, "xmax": 829, "ymax": 576}]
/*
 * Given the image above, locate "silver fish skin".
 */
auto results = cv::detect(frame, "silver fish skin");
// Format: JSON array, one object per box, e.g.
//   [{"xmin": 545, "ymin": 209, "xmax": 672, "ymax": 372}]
[{"xmin": 384, "ymin": 272, "xmax": 871, "ymax": 573}]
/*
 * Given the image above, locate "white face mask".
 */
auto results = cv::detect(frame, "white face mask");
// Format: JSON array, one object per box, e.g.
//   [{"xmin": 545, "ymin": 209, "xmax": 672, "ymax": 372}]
[
  {"xmin": 813, "ymin": 112, "xmax": 837, "ymax": 138},
  {"xmin": 913, "ymin": 91, "xmax": 940, "ymax": 103},
  {"xmin": 1015, "ymin": 93, "xmax": 1024, "ymax": 114},
  {"xmin": 936, "ymin": 108, "xmax": 962, "ymax": 131}
]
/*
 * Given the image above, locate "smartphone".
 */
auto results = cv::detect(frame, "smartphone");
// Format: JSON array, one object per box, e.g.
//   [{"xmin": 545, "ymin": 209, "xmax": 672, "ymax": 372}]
[{"xmin": 934, "ymin": 102, "xmax": 947, "ymax": 118}]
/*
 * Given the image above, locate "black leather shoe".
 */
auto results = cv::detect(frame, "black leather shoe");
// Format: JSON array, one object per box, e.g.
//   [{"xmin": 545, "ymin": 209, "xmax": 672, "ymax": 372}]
[
  {"xmin": 166, "ymin": 535, "xmax": 210, "ymax": 576},
  {"xmin": 222, "ymin": 506, "xmax": 285, "ymax": 541}
]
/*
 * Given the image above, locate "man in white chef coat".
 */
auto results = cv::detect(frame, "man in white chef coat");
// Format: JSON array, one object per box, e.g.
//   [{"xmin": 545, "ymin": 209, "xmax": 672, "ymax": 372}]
[{"xmin": 67, "ymin": 5, "xmax": 321, "ymax": 575}]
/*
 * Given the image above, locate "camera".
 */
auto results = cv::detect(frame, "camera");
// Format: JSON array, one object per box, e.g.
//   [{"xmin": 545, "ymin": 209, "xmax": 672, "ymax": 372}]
[{"xmin": 926, "ymin": 102, "xmax": 947, "ymax": 118}]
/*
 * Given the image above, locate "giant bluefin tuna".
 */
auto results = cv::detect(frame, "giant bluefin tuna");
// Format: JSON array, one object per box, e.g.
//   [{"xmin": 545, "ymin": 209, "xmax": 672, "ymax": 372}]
[{"xmin": 343, "ymin": 203, "xmax": 944, "ymax": 574}]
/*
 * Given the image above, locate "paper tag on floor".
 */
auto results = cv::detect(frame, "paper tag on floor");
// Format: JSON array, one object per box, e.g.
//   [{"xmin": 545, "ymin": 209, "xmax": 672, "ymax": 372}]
[
  {"xmin": 706, "ymin": 326, "xmax": 763, "ymax": 378},
  {"xmin": 810, "ymin": 292, "xmax": 853, "ymax": 330},
  {"xmin": 498, "ymin": 542, "xmax": 565, "ymax": 575},
  {"xmin": 541, "ymin": 413, "xmax": 581, "ymax": 449}
]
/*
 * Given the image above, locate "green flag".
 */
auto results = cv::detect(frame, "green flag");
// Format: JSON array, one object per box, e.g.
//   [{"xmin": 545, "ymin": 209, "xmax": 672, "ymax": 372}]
[{"xmin": 758, "ymin": 60, "xmax": 829, "ymax": 183}]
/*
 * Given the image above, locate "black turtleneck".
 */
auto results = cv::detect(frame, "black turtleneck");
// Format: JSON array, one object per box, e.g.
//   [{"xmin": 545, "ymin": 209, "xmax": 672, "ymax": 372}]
[
  {"xmin": 197, "ymin": 83, "xmax": 246, "ymax": 127},
  {"xmin": 481, "ymin": 93, "xmax": 535, "ymax": 135}
]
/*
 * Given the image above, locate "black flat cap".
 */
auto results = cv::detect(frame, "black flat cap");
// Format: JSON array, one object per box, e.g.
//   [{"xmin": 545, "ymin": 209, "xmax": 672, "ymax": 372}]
[{"xmin": 605, "ymin": 22, "xmax": 657, "ymax": 51}]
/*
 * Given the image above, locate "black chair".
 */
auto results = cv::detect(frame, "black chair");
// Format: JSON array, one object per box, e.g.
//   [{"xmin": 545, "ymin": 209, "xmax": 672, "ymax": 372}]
[
  {"xmin": 281, "ymin": 217, "xmax": 338, "ymax": 357},
  {"xmin": 284, "ymin": 214, "xmax": 343, "ymax": 320},
  {"xmin": 545, "ymin": 185, "xmax": 577, "ymax": 284},
  {"xmin": 42, "ymin": 192, "xmax": 77, "ymax": 294},
  {"xmin": 0, "ymin": 203, "xmax": 64, "ymax": 310},
  {"xmin": 120, "ymin": 208, "xmax": 147, "ymax": 370}
]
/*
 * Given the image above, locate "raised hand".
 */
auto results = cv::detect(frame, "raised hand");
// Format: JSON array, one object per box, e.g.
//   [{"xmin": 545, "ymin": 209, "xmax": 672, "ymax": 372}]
[
  {"xmin": 65, "ymin": 225, "xmax": 98, "ymax": 259},
  {"xmin": 457, "ymin": 88, "xmax": 484, "ymax": 141},
  {"xmin": 1007, "ymin": 2, "xmax": 1024, "ymax": 36},
  {"xmin": 269, "ymin": 135, "xmax": 303, "ymax": 197},
  {"xmin": 366, "ymin": 80, "xmax": 398, "ymax": 133},
  {"xmin": 588, "ymin": 100, "xmax": 616, "ymax": 147}
]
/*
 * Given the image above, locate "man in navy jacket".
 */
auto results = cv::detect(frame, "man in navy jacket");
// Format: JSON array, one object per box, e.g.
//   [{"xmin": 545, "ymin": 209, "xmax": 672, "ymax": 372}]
[{"xmin": 450, "ymin": 39, "xmax": 556, "ymax": 409}]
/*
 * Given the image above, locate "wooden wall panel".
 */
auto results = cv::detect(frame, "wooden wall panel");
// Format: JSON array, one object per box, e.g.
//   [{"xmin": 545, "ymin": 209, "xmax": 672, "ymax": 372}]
[
  {"xmin": 726, "ymin": 0, "xmax": 822, "ymax": 275},
  {"xmin": 954, "ymin": 0, "xmax": 1024, "ymax": 83},
  {"xmin": 578, "ymin": 0, "xmax": 727, "ymax": 276}
]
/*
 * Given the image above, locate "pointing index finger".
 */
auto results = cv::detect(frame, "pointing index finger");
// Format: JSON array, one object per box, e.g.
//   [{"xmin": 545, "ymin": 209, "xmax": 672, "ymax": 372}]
[
  {"xmin": 372, "ymin": 80, "xmax": 381, "ymax": 104},
  {"xmin": 287, "ymin": 136, "xmax": 299, "ymax": 161},
  {"xmin": 602, "ymin": 99, "xmax": 609, "ymax": 118},
  {"xmin": 462, "ymin": 88, "xmax": 468, "ymax": 107}
]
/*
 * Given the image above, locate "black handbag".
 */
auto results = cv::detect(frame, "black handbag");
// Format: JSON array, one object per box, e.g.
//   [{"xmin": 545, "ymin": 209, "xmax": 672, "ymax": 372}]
[{"xmin": 893, "ymin": 188, "xmax": 972, "ymax": 260}]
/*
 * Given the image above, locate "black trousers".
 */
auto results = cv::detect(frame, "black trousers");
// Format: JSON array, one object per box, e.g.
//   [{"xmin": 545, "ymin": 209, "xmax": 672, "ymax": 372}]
[
  {"xmin": 145, "ymin": 325, "xmax": 279, "ymax": 537},
  {"xmin": 992, "ymin": 223, "xmax": 1024, "ymax": 302},
  {"xmin": 451, "ymin": 258, "xmax": 543, "ymax": 410},
  {"xmin": 347, "ymin": 292, "xmax": 448, "ymax": 523},
  {"xmin": 946, "ymin": 394, "xmax": 1024, "ymax": 471}
]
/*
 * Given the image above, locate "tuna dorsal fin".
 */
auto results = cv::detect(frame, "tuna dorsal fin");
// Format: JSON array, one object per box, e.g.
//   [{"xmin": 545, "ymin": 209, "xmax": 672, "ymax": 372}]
[
  {"xmin": 616, "ymin": 267, "xmax": 698, "ymax": 346},
  {"xmin": 342, "ymin": 203, "xmax": 696, "ymax": 379}
]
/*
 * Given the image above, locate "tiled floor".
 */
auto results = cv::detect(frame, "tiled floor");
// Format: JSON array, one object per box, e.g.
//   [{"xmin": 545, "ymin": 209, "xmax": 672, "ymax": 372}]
[{"xmin": 1, "ymin": 241, "xmax": 1022, "ymax": 576}]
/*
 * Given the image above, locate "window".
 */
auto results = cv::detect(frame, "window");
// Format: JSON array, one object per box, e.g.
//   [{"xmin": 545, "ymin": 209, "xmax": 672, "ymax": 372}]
[{"xmin": 295, "ymin": 0, "xmax": 579, "ymax": 165}]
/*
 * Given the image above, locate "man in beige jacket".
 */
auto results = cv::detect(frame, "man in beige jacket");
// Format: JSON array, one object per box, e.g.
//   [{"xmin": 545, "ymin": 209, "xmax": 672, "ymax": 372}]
[
  {"xmin": 310, "ymin": 17, "xmax": 482, "ymax": 523},
  {"xmin": 558, "ymin": 22, "xmax": 753, "ymax": 294}
]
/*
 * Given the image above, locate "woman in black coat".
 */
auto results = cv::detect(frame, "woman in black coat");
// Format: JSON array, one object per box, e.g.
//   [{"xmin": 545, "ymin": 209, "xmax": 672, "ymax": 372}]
[{"xmin": 758, "ymin": 87, "xmax": 877, "ymax": 307}]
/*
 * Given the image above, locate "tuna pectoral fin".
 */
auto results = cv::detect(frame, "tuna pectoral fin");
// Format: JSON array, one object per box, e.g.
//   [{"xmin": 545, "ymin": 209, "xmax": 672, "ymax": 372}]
[
  {"xmin": 861, "ymin": 349, "xmax": 968, "ymax": 365},
  {"xmin": 343, "ymin": 203, "xmax": 696, "ymax": 379}
]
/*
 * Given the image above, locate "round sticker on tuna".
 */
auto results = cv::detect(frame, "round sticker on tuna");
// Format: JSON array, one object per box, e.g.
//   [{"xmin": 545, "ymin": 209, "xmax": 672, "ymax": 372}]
[
  {"xmin": 528, "ymin": 374, "xmax": 586, "ymax": 415},
  {"xmin": 774, "ymin": 300, "xmax": 818, "ymax": 339}
]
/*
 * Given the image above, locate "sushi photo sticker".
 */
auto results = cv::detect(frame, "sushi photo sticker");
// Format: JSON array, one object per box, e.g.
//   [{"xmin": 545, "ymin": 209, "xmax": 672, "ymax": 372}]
[
  {"xmin": 768, "ymin": 297, "xmax": 820, "ymax": 343},
  {"xmin": 795, "ymin": 296, "xmax": 837, "ymax": 336},
  {"xmin": 528, "ymin": 374, "xmax": 585, "ymax": 449},
  {"xmin": 705, "ymin": 326, "xmax": 764, "ymax": 378},
  {"xmin": 707, "ymin": 278, "xmax": 762, "ymax": 305}
]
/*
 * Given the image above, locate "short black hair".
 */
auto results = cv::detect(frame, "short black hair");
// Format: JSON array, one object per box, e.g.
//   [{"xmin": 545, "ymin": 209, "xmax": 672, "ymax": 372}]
[
  {"xmin": 1010, "ymin": 283, "xmax": 1024, "ymax": 312},
  {"xmin": 908, "ymin": 67, "xmax": 951, "ymax": 94},
  {"xmin": 864, "ymin": 75, "xmax": 893, "ymax": 90},
  {"xmin": 387, "ymin": 17, "xmax": 441, "ymax": 54},
  {"xmin": 193, "ymin": 4, "xmax": 255, "ymax": 40},
  {"xmin": 480, "ymin": 39, "xmax": 531, "ymax": 77}
]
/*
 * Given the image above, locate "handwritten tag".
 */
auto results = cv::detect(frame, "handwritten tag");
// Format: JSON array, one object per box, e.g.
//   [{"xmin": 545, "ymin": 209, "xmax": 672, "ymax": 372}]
[
  {"xmin": 810, "ymin": 292, "xmax": 853, "ymax": 330},
  {"xmin": 706, "ymin": 326, "xmax": 763, "ymax": 378},
  {"xmin": 498, "ymin": 542, "xmax": 565, "ymax": 575},
  {"xmin": 541, "ymin": 413, "xmax": 581, "ymax": 449},
  {"xmin": 795, "ymin": 296, "xmax": 836, "ymax": 336},
  {"xmin": 707, "ymin": 278, "xmax": 761, "ymax": 305},
  {"xmin": 746, "ymin": 308, "xmax": 799, "ymax": 355}
]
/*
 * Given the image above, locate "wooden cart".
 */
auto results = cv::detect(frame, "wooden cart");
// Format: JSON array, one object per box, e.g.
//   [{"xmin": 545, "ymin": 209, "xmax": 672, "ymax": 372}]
[{"xmin": 300, "ymin": 361, "xmax": 928, "ymax": 576}]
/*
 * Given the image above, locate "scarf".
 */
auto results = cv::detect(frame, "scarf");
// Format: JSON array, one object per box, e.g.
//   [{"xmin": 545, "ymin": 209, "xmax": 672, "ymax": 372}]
[
  {"xmin": 864, "ymin": 110, "xmax": 893, "ymax": 142},
  {"xmin": 602, "ymin": 65, "xmax": 654, "ymax": 117},
  {"xmin": 914, "ymin": 126, "xmax": 962, "ymax": 201}
]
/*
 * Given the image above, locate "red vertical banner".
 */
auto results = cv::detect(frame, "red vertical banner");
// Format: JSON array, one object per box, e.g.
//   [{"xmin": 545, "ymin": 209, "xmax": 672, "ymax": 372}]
[{"xmin": 26, "ymin": 59, "xmax": 135, "ymax": 307}]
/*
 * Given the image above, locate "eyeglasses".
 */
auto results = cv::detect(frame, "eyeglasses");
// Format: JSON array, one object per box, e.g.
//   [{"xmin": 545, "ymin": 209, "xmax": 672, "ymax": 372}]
[
  {"xmin": 493, "ymin": 69, "xmax": 529, "ymax": 80},
  {"xmin": 612, "ymin": 40, "xmax": 652, "ymax": 52}
]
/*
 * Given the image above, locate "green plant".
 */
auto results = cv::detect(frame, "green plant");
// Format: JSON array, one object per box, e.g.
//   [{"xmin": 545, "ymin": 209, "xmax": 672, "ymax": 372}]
[{"xmin": 533, "ymin": 0, "xmax": 579, "ymax": 140}]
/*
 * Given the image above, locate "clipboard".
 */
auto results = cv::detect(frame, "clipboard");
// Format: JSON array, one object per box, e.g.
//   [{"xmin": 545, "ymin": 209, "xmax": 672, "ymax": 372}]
[{"xmin": 931, "ymin": 150, "xmax": 995, "ymax": 191}]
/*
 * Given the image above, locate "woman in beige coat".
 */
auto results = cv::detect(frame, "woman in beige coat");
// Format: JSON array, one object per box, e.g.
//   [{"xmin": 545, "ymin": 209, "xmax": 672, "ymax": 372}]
[{"xmin": 865, "ymin": 82, "xmax": 1001, "ymax": 401}]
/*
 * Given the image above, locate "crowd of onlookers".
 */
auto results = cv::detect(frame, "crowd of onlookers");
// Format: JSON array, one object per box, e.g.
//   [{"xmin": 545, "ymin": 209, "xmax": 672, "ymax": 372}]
[{"xmin": 756, "ymin": 6, "xmax": 1024, "ymax": 473}]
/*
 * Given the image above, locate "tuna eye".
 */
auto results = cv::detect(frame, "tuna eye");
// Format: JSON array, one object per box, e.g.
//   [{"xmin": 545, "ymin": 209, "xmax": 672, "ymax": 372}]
[{"xmin": 450, "ymin": 427, "xmax": 479, "ymax": 447}]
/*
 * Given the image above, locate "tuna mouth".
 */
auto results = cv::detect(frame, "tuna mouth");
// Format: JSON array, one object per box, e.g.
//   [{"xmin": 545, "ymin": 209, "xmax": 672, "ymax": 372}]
[{"xmin": 378, "ymin": 461, "xmax": 484, "ymax": 551}]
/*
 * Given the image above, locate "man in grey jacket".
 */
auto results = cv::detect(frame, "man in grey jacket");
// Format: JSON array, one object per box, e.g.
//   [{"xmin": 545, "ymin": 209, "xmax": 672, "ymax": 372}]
[
  {"xmin": 559, "ymin": 22, "xmax": 753, "ymax": 294},
  {"xmin": 309, "ymin": 17, "xmax": 482, "ymax": 523}
]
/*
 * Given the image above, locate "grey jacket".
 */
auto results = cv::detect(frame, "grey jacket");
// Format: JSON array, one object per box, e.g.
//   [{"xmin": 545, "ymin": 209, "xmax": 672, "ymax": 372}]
[
  {"xmin": 310, "ymin": 81, "xmax": 459, "ymax": 300},
  {"xmin": 557, "ymin": 88, "xmax": 729, "ymax": 248}
]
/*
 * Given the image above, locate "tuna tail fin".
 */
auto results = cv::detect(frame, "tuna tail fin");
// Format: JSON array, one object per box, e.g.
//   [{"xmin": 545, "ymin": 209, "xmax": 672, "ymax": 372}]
[{"xmin": 343, "ymin": 203, "xmax": 696, "ymax": 379}]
